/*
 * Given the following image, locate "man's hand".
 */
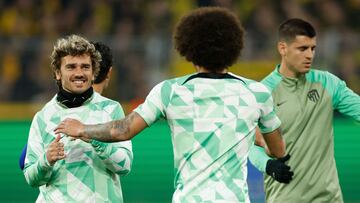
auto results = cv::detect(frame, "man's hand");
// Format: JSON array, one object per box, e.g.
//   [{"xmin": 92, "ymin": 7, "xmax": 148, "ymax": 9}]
[
  {"xmin": 46, "ymin": 134, "xmax": 66, "ymax": 166},
  {"xmin": 55, "ymin": 118, "xmax": 90, "ymax": 142},
  {"xmin": 266, "ymin": 154, "xmax": 294, "ymax": 183}
]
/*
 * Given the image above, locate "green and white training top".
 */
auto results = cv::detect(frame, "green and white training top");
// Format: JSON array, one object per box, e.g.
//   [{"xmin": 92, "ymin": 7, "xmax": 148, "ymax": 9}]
[
  {"xmin": 134, "ymin": 72, "xmax": 281, "ymax": 203},
  {"xmin": 251, "ymin": 66, "xmax": 360, "ymax": 203},
  {"xmin": 24, "ymin": 92, "xmax": 133, "ymax": 203}
]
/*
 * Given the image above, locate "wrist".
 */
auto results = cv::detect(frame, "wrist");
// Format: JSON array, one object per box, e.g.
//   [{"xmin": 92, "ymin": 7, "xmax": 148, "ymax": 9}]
[
  {"xmin": 80, "ymin": 124, "xmax": 87, "ymax": 138},
  {"xmin": 42, "ymin": 153, "xmax": 53, "ymax": 169},
  {"xmin": 80, "ymin": 124, "xmax": 92, "ymax": 142}
]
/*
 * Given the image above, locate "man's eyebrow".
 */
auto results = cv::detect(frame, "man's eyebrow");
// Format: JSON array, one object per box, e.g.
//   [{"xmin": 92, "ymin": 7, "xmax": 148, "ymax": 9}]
[
  {"xmin": 64, "ymin": 63, "xmax": 76, "ymax": 67},
  {"xmin": 64, "ymin": 63, "xmax": 91, "ymax": 67}
]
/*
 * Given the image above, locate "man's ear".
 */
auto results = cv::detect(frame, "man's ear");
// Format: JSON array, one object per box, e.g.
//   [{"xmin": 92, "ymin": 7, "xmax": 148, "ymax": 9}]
[
  {"xmin": 55, "ymin": 69, "xmax": 61, "ymax": 80},
  {"xmin": 278, "ymin": 41, "xmax": 287, "ymax": 56},
  {"xmin": 106, "ymin": 67, "xmax": 113, "ymax": 79}
]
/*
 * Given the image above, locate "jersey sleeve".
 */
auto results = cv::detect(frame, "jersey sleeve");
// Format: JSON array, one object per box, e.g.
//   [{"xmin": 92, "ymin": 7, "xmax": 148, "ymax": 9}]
[
  {"xmin": 23, "ymin": 113, "xmax": 54, "ymax": 187},
  {"xmin": 327, "ymin": 72, "xmax": 360, "ymax": 121},
  {"xmin": 134, "ymin": 81, "xmax": 169, "ymax": 126},
  {"xmin": 248, "ymin": 144, "xmax": 272, "ymax": 173},
  {"xmin": 91, "ymin": 103, "xmax": 133, "ymax": 175},
  {"xmin": 253, "ymin": 83, "xmax": 281, "ymax": 133}
]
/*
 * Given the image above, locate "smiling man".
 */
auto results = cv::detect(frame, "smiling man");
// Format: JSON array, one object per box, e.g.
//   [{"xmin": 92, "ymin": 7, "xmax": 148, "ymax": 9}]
[
  {"xmin": 250, "ymin": 18, "xmax": 360, "ymax": 202},
  {"xmin": 54, "ymin": 8, "xmax": 287, "ymax": 203},
  {"xmin": 23, "ymin": 35, "xmax": 133, "ymax": 203}
]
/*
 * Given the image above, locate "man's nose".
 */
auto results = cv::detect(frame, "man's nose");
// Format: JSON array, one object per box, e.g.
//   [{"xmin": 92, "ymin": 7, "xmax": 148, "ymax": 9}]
[
  {"xmin": 305, "ymin": 48, "xmax": 314, "ymax": 59},
  {"xmin": 74, "ymin": 66, "xmax": 84, "ymax": 75}
]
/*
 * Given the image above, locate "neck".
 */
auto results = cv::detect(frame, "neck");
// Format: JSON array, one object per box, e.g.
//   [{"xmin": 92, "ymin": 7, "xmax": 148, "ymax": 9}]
[
  {"xmin": 196, "ymin": 66, "xmax": 228, "ymax": 73},
  {"xmin": 57, "ymin": 86, "xmax": 94, "ymax": 108},
  {"xmin": 279, "ymin": 62, "xmax": 303, "ymax": 78},
  {"xmin": 92, "ymin": 83, "xmax": 104, "ymax": 94}
]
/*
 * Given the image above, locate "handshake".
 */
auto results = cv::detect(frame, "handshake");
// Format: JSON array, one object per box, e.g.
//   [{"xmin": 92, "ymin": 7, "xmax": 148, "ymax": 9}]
[{"xmin": 266, "ymin": 154, "xmax": 294, "ymax": 183}]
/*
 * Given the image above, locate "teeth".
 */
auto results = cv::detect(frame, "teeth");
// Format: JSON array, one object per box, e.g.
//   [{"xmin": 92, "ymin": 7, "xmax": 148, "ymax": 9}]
[{"xmin": 73, "ymin": 81, "xmax": 84, "ymax": 84}]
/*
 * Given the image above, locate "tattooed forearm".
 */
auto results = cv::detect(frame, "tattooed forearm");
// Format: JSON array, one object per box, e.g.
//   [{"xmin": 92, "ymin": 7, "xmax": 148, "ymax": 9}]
[
  {"xmin": 111, "ymin": 112, "xmax": 137, "ymax": 139},
  {"xmin": 83, "ymin": 122, "xmax": 114, "ymax": 142},
  {"xmin": 83, "ymin": 112, "xmax": 138, "ymax": 142}
]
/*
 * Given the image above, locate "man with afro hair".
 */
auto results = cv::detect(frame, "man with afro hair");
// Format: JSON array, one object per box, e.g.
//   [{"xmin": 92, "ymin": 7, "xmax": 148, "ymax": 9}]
[{"xmin": 55, "ymin": 7, "xmax": 286, "ymax": 203}]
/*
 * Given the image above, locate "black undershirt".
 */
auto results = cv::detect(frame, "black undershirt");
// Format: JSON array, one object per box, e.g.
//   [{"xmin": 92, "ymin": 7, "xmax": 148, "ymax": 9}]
[{"xmin": 56, "ymin": 87, "xmax": 94, "ymax": 108}]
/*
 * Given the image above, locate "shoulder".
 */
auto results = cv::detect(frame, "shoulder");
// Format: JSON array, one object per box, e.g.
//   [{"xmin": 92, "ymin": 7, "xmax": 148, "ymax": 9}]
[
  {"xmin": 247, "ymin": 80, "xmax": 273, "ymax": 102},
  {"xmin": 261, "ymin": 70, "xmax": 282, "ymax": 92},
  {"xmin": 246, "ymin": 79, "xmax": 270, "ymax": 93},
  {"xmin": 91, "ymin": 92, "xmax": 124, "ymax": 113},
  {"xmin": 149, "ymin": 74, "xmax": 194, "ymax": 94},
  {"xmin": 228, "ymin": 72, "xmax": 272, "ymax": 94},
  {"xmin": 35, "ymin": 95, "xmax": 59, "ymax": 118},
  {"xmin": 306, "ymin": 69, "xmax": 341, "ymax": 84},
  {"xmin": 306, "ymin": 69, "xmax": 345, "ymax": 95},
  {"xmin": 92, "ymin": 92, "xmax": 120, "ymax": 105},
  {"xmin": 164, "ymin": 74, "xmax": 194, "ymax": 87},
  {"xmin": 230, "ymin": 73, "xmax": 272, "ymax": 103},
  {"xmin": 243, "ymin": 77, "xmax": 271, "ymax": 94}
]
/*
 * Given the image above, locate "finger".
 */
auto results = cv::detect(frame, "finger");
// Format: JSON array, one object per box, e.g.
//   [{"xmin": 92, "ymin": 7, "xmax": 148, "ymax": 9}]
[
  {"xmin": 283, "ymin": 171, "xmax": 294, "ymax": 179},
  {"xmin": 54, "ymin": 124, "xmax": 64, "ymax": 134},
  {"xmin": 279, "ymin": 154, "xmax": 290, "ymax": 162},
  {"xmin": 58, "ymin": 151, "xmax": 65, "ymax": 156},
  {"xmin": 58, "ymin": 142, "xmax": 64, "ymax": 148},
  {"xmin": 283, "ymin": 179, "xmax": 290, "ymax": 184},
  {"xmin": 59, "ymin": 155, "xmax": 66, "ymax": 160},
  {"xmin": 54, "ymin": 134, "xmax": 62, "ymax": 142},
  {"xmin": 56, "ymin": 150, "xmax": 66, "ymax": 159},
  {"xmin": 283, "ymin": 176, "xmax": 292, "ymax": 183},
  {"xmin": 289, "ymin": 171, "xmax": 294, "ymax": 176}
]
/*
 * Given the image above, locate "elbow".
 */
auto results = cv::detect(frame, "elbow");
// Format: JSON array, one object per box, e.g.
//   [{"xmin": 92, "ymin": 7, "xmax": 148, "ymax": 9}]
[
  {"xmin": 119, "ymin": 154, "xmax": 133, "ymax": 176},
  {"xmin": 115, "ymin": 161, "xmax": 132, "ymax": 176},
  {"xmin": 24, "ymin": 174, "xmax": 45, "ymax": 188},
  {"xmin": 117, "ymin": 168, "xmax": 131, "ymax": 176},
  {"xmin": 24, "ymin": 167, "xmax": 48, "ymax": 188},
  {"xmin": 112, "ymin": 151, "xmax": 133, "ymax": 176}
]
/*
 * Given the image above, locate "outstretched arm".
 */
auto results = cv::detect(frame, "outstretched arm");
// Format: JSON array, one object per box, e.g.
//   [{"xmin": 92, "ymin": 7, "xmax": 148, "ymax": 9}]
[{"xmin": 55, "ymin": 112, "xmax": 148, "ymax": 142}]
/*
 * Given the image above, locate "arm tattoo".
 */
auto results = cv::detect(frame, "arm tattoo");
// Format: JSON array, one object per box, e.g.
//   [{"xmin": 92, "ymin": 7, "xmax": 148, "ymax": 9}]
[
  {"xmin": 84, "ymin": 112, "xmax": 137, "ymax": 142},
  {"xmin": 111, "ymin": 112, "xmax": 137, "ymax": 140}
]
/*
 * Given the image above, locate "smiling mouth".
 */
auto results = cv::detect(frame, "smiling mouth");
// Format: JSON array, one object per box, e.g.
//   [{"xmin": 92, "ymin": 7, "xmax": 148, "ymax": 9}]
[{"xmin": 72, "ymin": 80, "xmax": 86, "ymax": 85}]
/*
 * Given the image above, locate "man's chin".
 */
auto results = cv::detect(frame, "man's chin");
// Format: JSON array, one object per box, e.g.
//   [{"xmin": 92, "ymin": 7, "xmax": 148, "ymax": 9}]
[
  {"xmin": 302, "ymin": 68, "xmax": 311, "ymax": 74},
  {"xmin": 71, "ymin": 87, "xmax": 90, "ymax": 94}
]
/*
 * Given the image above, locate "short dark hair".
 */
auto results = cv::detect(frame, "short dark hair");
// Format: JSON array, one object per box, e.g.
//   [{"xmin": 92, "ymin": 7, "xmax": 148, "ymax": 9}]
[
  {"xmin": 92, "ymin": 42, "xmax": 113, "ymax": 84},
  {"xmin": 278, "ymin": 18, "xmax": 316, "ymax": 42},
  {"xmin": 174, "ymin": 7, "xmax": 244, "ymax": 72}
]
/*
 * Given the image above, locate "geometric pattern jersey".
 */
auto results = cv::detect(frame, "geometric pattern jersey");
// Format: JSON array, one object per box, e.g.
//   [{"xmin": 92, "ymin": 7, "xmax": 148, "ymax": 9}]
[
  {"xmin": 24, "ymin": 92, "xmax": 133, "ymax": 203},
  {"xmin": 134, "ymin": 72, "xmax": 281, "ymax": 203},
  {"xmin": 261, "ymin": 66, "xmax": 360, "ymax": 203}
]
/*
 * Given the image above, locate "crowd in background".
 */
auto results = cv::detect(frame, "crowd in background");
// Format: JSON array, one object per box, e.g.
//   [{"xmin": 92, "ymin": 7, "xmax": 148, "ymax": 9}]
[{"xmin": 0, "ymin": 0, "xmax": 359, "ymax": 105}]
